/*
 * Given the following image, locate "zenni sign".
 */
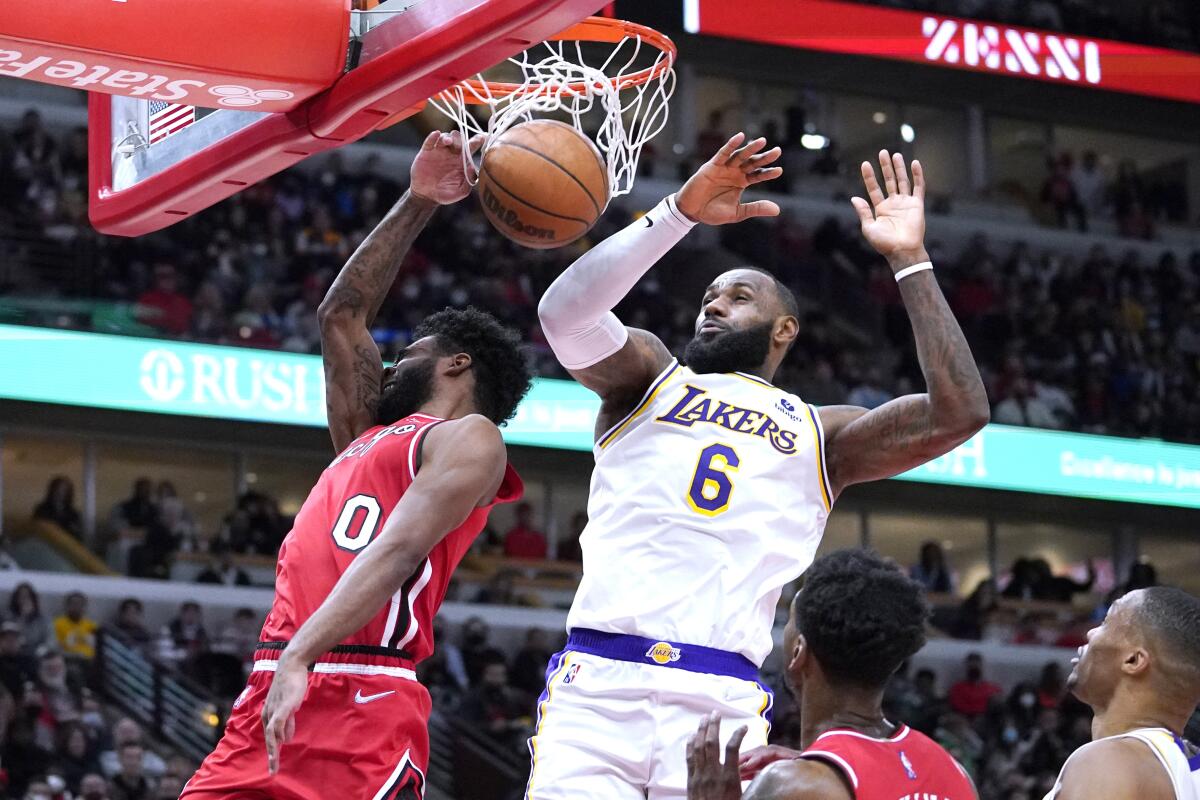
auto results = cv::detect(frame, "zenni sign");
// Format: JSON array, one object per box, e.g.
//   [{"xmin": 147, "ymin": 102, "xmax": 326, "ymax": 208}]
[{"xmin": 683, "ymin": 0, "xmax": 1200, "ymax": 105}]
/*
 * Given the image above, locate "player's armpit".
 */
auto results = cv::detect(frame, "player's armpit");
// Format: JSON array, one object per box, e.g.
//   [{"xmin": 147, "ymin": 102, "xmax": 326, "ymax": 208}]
[
  {"xmin": 744, "ymin": 759, "xmax": 854, "ymax": 800},
  {"xmin": 569, "ymin": 328, "xmax": 674, "ymax": 438},
  {"xmin": 1056, "ymin": 738, "xmax": 1175, "ymax": 800}
]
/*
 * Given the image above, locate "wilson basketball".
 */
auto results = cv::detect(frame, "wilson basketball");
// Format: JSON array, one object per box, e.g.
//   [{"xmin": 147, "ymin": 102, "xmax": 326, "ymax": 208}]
[{"xmin": 477, "ymin": 120, "xmax": 609, "ymax": 249}]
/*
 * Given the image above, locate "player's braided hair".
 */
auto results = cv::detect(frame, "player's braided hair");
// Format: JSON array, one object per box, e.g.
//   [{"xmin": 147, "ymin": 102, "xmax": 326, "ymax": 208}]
[
  {"xmin": 414, "ymin": 306, "xmax": 532, "ymax": 425},
  {"xmin": 794, "ymin": 549, "xmax": 929, "ymax": 689}
]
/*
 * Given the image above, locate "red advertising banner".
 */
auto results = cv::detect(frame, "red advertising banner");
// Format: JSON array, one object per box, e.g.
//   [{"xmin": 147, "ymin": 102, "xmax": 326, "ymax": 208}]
[{"xmin": 686, "ymin": 0, "xmax": 1200, "ymax": 105}]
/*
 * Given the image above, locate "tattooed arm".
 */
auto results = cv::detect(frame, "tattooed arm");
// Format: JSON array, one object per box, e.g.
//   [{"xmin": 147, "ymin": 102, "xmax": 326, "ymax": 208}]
[
  {"xmin": 819, "ymin": 152, "xmax": 989, "ymax": 498},
  {"xmin": 317, "ymin": 131, "xmax": 478, "ymax": 453}
]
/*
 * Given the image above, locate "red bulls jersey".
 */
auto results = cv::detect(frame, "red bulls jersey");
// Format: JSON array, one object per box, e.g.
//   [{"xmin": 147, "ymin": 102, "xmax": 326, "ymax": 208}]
[
  {"xmin": 260, "ymin": 413, "xmax": 522, "ymax": 663},
  {"xmin": 801, "ymin": 725, "xmax": 976, "ymax": 800}
]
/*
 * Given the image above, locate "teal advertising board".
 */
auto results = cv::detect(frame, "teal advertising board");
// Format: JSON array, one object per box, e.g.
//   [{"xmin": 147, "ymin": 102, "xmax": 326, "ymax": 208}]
[{"xmin": 2, "ymin": 325, "xmax": 1198, "ymax": 509}]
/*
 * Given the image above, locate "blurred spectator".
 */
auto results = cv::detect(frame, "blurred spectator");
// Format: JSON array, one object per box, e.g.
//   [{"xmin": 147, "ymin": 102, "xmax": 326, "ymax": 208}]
[
  {"xmin": 33, "ymin": 477, "xmax": 83, "ymax": 541},
  {"xmin": 694, "ymin": 111, "xmax": 728, "ymax": 163},
  {"xmin": 213, "ymin": 608, "xmax": 260, "ymax": 671},
  {"xmin": 994, "ymin": 377, "xmax": 1062, "ymax": 429},
  {"xmin": 6, "ymin": 583, "xmax": 51, "ymax": 656},
  {"xmin": 155, "ymin": 482, "xmax": 197, "ymax": 553},
  {"xmin": 51, "ymin": 721, "xmax": 101, "ymax": 793},
  {"xmin": 1036, "ymin": 558, "xmax": 1096, "ymax": 603},
  {"xmin": 1041, "ymin": 154, "xmax": 1086, "ymax": 232},
  {"xmin": 1070, "ymin": 151, "xmax": 1106, "ymax": 217},
  {"xmin": 156, "ymin": 602, "xmax": 209, "ymax": 668},
  {"xmin": 934, "ymin": 712, "xmax": 985, "ymax": 779},
  {"xmin": 458, "ymin": 652, "xmax": 529, "ymax": 749},
  {"xmin": 79, "ymin": 772, "xmax": 110, "ymax": 800},
  {"xmin": 473, "ymin": 570, "xmax": 520, "ymax": 606},
  {"xmin": 53, "ymin": 593, "xmax": 97, "ymax": 661},
  {"xmin": 136, "ymin": 263, "xmax": 192, "ymax": 336},
  {"xmin": 29, "ymin": 648, "xmax": 82, "ymax": 751},
  {"xmin": 909, "ymin": 541, "xmax": 954, "ymax": 594},
  {"xmin": 511, "ymin": 628, "xmax": 553, "ymax": 698},
  {"xmin": 109, "ymin": 742, "xmax": 152, "ymax": 800},
  {"xmin": 794, "ymin": 359, "xmax": 847, "ymax": 407},
  {"xmin": 0, "ymin": 621, "xmax": 35, "ymax": 697},
  {"xmin": 99, "ymin": 719, "xmax": 166, "ymax": 780},
  {"xmin": 107, "ymin": 479, "xmax": 158, "ymax": 574},
  {"xmin": 845, "ymin": 366, "xmax": 893, "ymax": 410},
  {"xmin": 1002, "ymin": 558, "xmax": 1042, "ymax": 600},
  {"xmin": 503, "ymin": 503, "xmax": 547, "ymax": 560},
  {"xmin": 947, "ymin": 652, "xmax": 1002, "ymax": 720},
  {"xmin": 557, "ymin": 511, "xmax": 586, "ymax": 563},
  {"xmin": 950, "ymin": 578, "xmax": 998, "ymax": 642},
  {"xmin": 112, "ymin": 600, "xmax": 153, "ymax": 654},
  {"xmin": 460, "ymin": 617, "xmax": 498, "ymax": 685},
  {"xmin": 195, "ymin": 543, "xmax": 252, "ymax": 586}
]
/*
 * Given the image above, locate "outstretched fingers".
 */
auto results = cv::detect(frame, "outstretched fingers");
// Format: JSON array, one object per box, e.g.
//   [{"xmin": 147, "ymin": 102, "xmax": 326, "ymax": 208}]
[
  {"xmin": 713, "ymin": 132, "xmax": 747, "ymax": 165},
  {"xmin": 860, "ymin": 160, "xmax": 885, "ymax": 207},
  {"xmin": 878, "ymin": 149, "xmax": 898, "ymax": 196},
  {"xmin": 892, "ymin": 151, "xmax": 910, "ymax": 195},
  {"xmin": 739, "ymin": 199, "xmax": 781, "ymax": 219},
  {"xmin": 912, "ymin": 159, "xmax": 926, "ymax": 200},
  {"xmin": 730, "ymin": 137, "xmax": 769, "ymax": 167},
  {"xmin": 850, "ymin": 197, "xmax": 875, "ymax": 229},
  {"xmin": 745, "ymin": 146, "xmax": 782, "ymax": 171},
  {"xmin": 746, "ymin": 166, "xmax": 784, "ymax": 185}
]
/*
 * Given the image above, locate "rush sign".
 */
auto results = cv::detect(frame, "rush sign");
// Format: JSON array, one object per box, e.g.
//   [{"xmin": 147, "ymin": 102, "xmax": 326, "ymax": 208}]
[{"xmin": 684, "ymin": 0, "xmax": 1200, "ymax": 105}]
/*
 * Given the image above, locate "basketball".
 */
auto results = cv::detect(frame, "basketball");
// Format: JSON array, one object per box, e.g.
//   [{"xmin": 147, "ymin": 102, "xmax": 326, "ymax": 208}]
[{"xmin": 477, "ymin": 120, "xmax": 610, "ymax": 249}]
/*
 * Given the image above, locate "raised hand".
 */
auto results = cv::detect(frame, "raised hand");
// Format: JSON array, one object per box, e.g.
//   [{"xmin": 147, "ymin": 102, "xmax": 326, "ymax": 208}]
[
  {"xmin": 851, "ymin": 150, "xmax": 929, "ymax": 270},
  {"xmin": 686, "ymin": 713, "xmax": 748, "ymax": 800},
  {"xmin": 410, "ymin": 130, "xmax": 485, "ymax": 205},
  {"xmin": 676, "ymin": 133, "xmax": 783, "ymax": 225}
]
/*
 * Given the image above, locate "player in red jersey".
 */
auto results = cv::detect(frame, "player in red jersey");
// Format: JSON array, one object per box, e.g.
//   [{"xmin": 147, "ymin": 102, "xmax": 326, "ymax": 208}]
[
  {"xmin": 182, "ymin": 130, "xmax": 532, "ymax": 800},
  {"xmin": 685, "ymin": 549, "xmax": 978, "ymax": 800}
]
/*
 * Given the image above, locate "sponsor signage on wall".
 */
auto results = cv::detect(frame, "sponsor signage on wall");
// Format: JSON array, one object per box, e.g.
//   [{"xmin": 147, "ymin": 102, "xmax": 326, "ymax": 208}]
[
  {"xmin": 683, "ymin": 0, "xmax": 1200, "ymax": 104},
  {"xmin": 2, "ymin": 325, "xmax": 1199, "ymax": 508}
]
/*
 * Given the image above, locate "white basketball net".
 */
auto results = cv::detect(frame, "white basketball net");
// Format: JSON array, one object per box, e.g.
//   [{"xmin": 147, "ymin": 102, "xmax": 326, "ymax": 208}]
[{"xmin": 428, "ymin": 30, "xmax": 675, "ymax": 205}]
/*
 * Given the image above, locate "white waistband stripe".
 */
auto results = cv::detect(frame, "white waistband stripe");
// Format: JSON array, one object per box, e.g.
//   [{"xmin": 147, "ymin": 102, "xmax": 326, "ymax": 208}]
[{"xmin": 252, "ymin": 659, "xmax": 417, "ymax": 681}]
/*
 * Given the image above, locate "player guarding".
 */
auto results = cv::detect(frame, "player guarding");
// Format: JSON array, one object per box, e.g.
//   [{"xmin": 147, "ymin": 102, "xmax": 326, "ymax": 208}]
[
  {"xmin": 1043, "ymin": 587, "xmax": 1200, "ymax": 800},
  {"xmin": 685, "ymin": 549, "xmax": 978, "ymax": 800},
  {"xmin": 181, "ymin": 131, "xmax": 531, "ymax": 800},
  {"xmin": 528, "ymin": 136, "xmax": 989, "ymax": 799}
]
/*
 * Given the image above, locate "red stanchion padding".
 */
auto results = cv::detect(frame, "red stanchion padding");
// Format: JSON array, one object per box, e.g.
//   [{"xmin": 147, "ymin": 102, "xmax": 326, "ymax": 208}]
[{"xmin": 0, "ymin": 0, "xmax": 349, "ymax": 112}]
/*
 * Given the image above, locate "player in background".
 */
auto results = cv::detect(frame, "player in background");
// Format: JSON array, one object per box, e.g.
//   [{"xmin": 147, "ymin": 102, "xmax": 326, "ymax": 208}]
[
  {"xmin": 1042, "ymin": 587, "xmax": 1200, "ymax": 800},
  {"xmin": 182, "ymin": 130, "xmax": 532, "ymax": 800},
  {"xmin": 528, "ymin": 135, "xmax": 989, "ymax": 799},
  {"xmin": 685, "ymin": 549, "xmax": 978, "ymax": 800}
]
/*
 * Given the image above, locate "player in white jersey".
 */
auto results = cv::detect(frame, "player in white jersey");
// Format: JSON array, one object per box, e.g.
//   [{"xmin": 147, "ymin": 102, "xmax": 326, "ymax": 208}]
[
  {"xmin": 529, "ymin": 135, "xmax": 990, "ymax": 799},
  {"xmin": 1045, "ymin": 586, "xmax": 1200, "ymax": 800}
]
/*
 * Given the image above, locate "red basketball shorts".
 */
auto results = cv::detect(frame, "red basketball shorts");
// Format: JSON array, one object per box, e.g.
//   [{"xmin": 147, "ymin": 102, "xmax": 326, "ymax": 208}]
[{"xmin": 182, "ymin": 649, "xmax": 430, "ymax": 800}]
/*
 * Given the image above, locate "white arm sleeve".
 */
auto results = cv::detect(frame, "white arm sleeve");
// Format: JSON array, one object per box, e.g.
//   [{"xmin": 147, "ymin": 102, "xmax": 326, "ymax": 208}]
[{"xmin": 537, "ymin": 194, "xmax": 697, "ymax": 370}]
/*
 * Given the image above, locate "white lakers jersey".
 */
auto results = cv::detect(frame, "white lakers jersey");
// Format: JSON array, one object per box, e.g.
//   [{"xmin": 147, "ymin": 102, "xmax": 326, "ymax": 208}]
[
  {"xmin": 565, "ymin": 359, "xmax": 833, "ymax": 665},
  {"xmin": 1045, "ymin": 728, "xmax": 1200, "ymax": 800}
]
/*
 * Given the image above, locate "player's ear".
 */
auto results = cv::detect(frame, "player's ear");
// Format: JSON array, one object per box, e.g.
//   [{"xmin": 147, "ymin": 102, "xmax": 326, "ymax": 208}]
[
  {"xmin": 789, "ymin": 633, "xmax": 807, "ymax": 673},
  {"xmin": 1122, "ymin": 646, "xmax": 1150, "ymax": 677},
  {"xmin": 774, "ymin": 315, "xmax": 798, "ymax": 349},
  {"xmin": 444, "ymin": 352, "xmax": 472, "ymax": 376}
]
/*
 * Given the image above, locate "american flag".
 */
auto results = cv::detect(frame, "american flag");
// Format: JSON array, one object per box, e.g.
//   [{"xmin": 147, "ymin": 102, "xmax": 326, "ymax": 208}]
[{"xmin": 148, "ymin": 100, "xmax": 195, "ymax": 144}]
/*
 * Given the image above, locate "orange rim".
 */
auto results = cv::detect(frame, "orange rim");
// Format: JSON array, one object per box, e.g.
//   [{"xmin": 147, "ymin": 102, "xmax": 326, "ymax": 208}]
[{"xmin": 448, "ymin": 17, "xmax": 675, "ymax": 104}]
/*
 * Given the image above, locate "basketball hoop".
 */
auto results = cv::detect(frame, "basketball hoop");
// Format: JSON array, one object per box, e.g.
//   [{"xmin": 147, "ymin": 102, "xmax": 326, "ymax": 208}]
[{"xmin": 428, "ymin": 17, "xmax": 676, "ymax": 203}]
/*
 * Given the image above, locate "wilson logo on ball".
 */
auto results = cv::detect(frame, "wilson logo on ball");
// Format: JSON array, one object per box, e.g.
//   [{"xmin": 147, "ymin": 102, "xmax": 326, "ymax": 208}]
[{"xmin": 480, "ymin": 186, "xmax": 556, "ymax": 242}]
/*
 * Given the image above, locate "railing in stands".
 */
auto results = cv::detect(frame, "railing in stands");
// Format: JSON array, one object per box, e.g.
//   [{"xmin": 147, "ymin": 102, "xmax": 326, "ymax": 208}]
[
  {"xmin": 95, "ymin": 628, "xmax": 224, "ymax": 763},
  {"xmin": 427, "ymin": 713, "xmax": 528, "ymax": 800}
]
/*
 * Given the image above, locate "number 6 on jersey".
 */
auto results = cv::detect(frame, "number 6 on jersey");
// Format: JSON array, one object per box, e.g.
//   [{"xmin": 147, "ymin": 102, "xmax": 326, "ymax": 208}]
[{"xmin": 687, "ymin": 444, "xmax": 740, "ymax": 516}]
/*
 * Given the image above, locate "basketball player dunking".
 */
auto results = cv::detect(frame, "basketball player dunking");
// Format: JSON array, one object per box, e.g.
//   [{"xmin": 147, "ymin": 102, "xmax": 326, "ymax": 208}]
[
  {"xmin": 685, "ymin": 549, "xmax": 978, "ymax": 800},
  {"xmin": 1043, "ymin": 587, "xmax": 1200, "ymax": 800},
  {"xmin": 182, "ymin": 131, "xmax": 531, "ymax": 800},
  {"xmin": 528, "ymin": 136, "xmax": 990, "ymax": 799}
]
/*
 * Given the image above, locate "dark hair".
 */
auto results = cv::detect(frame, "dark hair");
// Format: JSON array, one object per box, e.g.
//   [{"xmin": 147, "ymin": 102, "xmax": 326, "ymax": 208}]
[
  {"xmin": 743, "ymin": 267, "xmax": 799, "ymax": 320},
  {"xmin": 9, "ymin": 582, "xmax": 39, "ymax": 616},
  {"xmin": 414, "ymin": 306, "xmax": 532, "ymax": 425},
  {"xmin": 118, "ymin": 598, "xmax": 142, "ymax": 615},
  {"xmin": 1137, "ymin": 587, "xmax": 1200, "ymax": 671},
  {"xmin": 794, "ymin": 549, "xmax": 929, "ymax": 689}
]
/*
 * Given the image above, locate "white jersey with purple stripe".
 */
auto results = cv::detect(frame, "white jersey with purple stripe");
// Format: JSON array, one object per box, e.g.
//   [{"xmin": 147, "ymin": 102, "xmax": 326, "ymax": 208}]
[
  {"xmin": 565, "ymin": 359, "xmax": 832, "ymax": 666},
  {"xmin": 1044, "ymin": 727, "xmax": 1200, "ymax": 800}
]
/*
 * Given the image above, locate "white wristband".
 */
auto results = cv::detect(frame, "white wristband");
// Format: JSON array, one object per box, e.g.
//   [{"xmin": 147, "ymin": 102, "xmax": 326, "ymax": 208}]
[{"xmin": 894, "ymin": 261, "xmax": 933, "ymax": 282}]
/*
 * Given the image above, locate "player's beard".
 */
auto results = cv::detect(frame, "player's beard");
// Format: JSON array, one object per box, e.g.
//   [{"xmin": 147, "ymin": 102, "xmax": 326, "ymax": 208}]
[
  {"xmin": 376, "ymin": 359, "xmax": 435, "ymax": 425},
  {"xmin": 684, "ymin": 320, "xmax": 773, "ymax": 375}
]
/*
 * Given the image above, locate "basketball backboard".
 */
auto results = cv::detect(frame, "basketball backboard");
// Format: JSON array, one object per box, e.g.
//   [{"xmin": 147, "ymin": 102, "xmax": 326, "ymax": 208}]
[{"xmin": 88, "ymin": 0, "xmax": 610, "ymax": 236}]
